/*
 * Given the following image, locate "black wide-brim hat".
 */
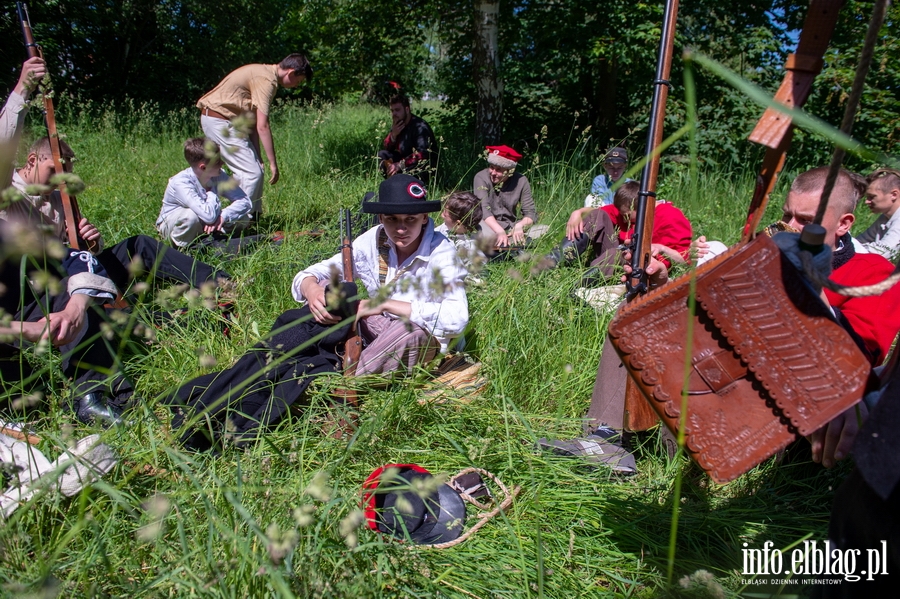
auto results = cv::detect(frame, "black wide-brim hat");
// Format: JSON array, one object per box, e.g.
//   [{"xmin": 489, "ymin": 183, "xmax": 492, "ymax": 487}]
[
  {"xmin": 361, "ymin": 174, "xmax": 442, "ymax": 214},
  {"xmin": 362, "ymin": 464, "xmax": 466, "ymax": 545}
]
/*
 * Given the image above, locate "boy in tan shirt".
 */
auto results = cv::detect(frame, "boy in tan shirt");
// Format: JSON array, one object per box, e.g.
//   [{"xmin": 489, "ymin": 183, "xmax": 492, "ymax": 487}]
[{"xmin": 197, "ymin": 54, "xmax": 312, "ymax": 217}]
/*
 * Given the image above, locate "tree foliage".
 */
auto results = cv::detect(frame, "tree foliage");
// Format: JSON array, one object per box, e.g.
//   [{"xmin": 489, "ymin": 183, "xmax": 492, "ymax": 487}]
[
  {"xmin": 0, "ymin": 0, "xmax": 305, "ymax": 108},
  {"xmin": 799, "ymin": 0, "xmax": 900, "ymax": 166},
  {"xmin": 0, "ymin": 0, "xmax": 896, "ymax": 166},
  {"xmin": 284, "ymin": 0, "xmax": 439, "ymax": 102},
  {"xmin": 435, "ymin": 0, "xmax": 804, "ymax": 157}
]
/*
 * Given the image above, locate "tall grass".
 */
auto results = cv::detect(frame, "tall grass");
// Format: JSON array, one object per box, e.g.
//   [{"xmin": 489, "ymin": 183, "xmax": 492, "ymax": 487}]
[{"xmin": 0, "ymin": 96, "xmax": 863, "ymax": 598}]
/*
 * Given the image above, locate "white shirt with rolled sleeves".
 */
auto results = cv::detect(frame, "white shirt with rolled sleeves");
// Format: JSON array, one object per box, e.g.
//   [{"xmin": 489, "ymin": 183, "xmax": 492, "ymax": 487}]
[
  {"xmin": 291, "ymin": 219, "xmax": 469, "ymax": 353},
  {"xmin": 0, "ymin": 92, "xmax": 28, "ymax": 189},
  {"xmin": 855, "ymin": 210, "xmax": 900, "ymax": 261},
  {"xmin": 0, "ymin": 91, "xmax": 27, "ymax": 142},
  {"xmin": 157, "ymin": 167, "xmax": 252, "ymax": 227}
]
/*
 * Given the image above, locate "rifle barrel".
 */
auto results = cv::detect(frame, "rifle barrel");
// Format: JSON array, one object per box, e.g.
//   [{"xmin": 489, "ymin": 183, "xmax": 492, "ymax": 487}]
[
  {"xmin": 626, "ymin": 0, "xmax": 679, "ymax": 299},
  {"xmin": 17, "ymin": 2, "xmax": 90, "ymax": 252},
  {"xmin": 17, "ymin": 3, "xmax": 39, "ymax": 59},
  {"xmin": 341, "ymin": 208, "xmax": 354, "ymax": 283}
]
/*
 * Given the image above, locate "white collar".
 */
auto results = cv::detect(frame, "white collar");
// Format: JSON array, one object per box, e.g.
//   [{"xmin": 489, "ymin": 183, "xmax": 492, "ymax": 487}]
[
  {"xmin": 12, "ymin": 170, "xmax": 44, "ymax": 202},
  {"xmin": 882, "ymin": 209, "xmax": 900, "ymax": 228}
]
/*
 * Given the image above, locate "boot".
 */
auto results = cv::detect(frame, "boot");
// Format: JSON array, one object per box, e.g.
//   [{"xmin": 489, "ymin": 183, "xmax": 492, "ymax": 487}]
[
  {"xmin": 578, "ymin": 266, "xmax": 612, "ymax": 288},
  {"xmin": 543, "ymin": 233, "xmax": 592, "ymax": 268},
  {"xmin": 72, "ymin": 392, "xmax": 123, "ymax": 427}
]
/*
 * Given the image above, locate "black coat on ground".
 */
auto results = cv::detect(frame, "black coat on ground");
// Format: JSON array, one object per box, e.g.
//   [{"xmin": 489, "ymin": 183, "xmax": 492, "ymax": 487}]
[{"xmin": 169, "ymin": 283, "xmax": 358, "ymax": 450}]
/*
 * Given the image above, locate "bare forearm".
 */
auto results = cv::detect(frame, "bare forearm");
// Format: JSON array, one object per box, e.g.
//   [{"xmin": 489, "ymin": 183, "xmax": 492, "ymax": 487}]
[
  {"xmin": 514, "ymin": 217, "xmax": 534, "ymax": 230},
  {"xmin": 249, "ymin": 130, "xmax": 262, "ymax": 156},
  {"xmin": 256, "ymin": 118, "xmax": 277, "ymax": 169},
  {"xmin": 653, "ymin": 244, "xmax": 686, "ymax": 265},
  {"xmin": 483, "ymin": 216, "xmax": 505, "ymax": 235},
  {"xmin": 374, "ymin": 299, "xmax": 412, "ymax": 318},
  {"xmin": 359, "ymin": 298, "xmax": 412, "ymax": 320}
]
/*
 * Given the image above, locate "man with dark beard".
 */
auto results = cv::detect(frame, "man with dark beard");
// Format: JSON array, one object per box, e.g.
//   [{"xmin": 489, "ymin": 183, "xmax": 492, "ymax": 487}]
[{"xmin": 378, "ymin": 95, "xmax": 437, "ymax": 183}]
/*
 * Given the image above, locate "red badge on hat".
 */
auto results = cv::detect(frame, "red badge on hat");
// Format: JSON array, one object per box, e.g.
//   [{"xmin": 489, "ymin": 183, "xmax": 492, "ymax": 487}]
[{"xmin": 407, "ymin": 182, "xmax": 426, "ymax": 198}]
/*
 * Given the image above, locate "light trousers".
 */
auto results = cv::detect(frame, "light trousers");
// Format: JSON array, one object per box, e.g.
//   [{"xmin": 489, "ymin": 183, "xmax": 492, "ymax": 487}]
[
  {"xmin": 157, "ymin": 207, "xmax": 250, "ymax": 248},
  {"xmin": 200, "ymin": 114, "xmax": 264, "ymax": 213}
]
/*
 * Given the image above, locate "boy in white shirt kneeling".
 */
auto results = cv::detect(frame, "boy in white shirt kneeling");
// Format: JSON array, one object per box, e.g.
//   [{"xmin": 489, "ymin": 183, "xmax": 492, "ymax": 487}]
[{"xmin": 157, "ymin": 138, "xmax": 252, "ymax": 248}]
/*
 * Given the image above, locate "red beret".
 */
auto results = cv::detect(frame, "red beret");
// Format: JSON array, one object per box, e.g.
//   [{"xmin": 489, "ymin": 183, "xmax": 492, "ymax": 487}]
[{"xmin": 485, "ymin": 145, "xmax": 522, "ymax": 169}]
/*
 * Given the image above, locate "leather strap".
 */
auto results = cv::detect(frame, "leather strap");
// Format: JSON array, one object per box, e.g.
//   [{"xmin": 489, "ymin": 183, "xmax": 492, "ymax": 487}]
[
  {"xmin": 689, "ymin": 347, "xmax": 749, "ymax": 394},
  {"xmin": 742, "ymin": 132, "xmax": 793, "ymax": 240},
  {"xmin": 201, "ymin": 107, "xmax": 230, "ymax": 120}
]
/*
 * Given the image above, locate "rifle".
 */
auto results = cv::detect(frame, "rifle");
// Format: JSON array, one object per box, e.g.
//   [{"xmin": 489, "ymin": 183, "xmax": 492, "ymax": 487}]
[
  {"xmin": 619, "ymin": 0, "xmax": 680, "ymax": 431},
  {"xmin": 338, "ymin": 208, "xmax": 362, "ymax": 406},
  {"xmin": 17, "ymin": 2, "xmax": 96, "ymax": 253},
  {"xmin": 624, "ymin": 0, "xmax": 679, "ymax": 301}
]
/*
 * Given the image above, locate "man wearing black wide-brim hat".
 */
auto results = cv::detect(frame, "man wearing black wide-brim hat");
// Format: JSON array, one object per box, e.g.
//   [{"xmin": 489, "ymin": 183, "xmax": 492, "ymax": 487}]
[
  {"xmin": 294, "ymin": 174, "xmax": 468, "ymax": 375},
  {"xmin": 169, "ymin": 175, "xmax": 469, "ymax": 451}
]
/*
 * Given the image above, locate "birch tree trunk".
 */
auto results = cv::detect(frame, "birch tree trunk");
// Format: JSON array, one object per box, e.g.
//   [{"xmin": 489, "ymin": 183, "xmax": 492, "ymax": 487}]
[{"xmin": 473, "ymin": 0, "xmax": 502, "ymax": 144}]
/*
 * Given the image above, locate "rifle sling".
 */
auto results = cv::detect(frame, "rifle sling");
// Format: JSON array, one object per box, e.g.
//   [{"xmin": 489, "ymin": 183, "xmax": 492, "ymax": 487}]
[{"xmin": 38, "ymin": 87, "xmax": 82, "ymax": 250}]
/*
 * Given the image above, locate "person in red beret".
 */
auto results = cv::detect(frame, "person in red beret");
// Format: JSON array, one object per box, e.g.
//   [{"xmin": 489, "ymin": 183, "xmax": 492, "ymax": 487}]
[{"xmin": 474, "ymin": 145, "xmax": 545, "ymax": 247}]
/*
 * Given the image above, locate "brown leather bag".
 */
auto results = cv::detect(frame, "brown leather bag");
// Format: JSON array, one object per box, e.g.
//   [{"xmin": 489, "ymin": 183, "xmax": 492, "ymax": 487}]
[{"xmin": 607, "ymin": 234, "xmax": 870, "ymax": 483}]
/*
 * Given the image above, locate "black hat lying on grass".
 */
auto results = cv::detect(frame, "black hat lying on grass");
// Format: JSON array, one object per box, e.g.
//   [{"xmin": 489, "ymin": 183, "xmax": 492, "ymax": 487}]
[
  {"xmin": 362, "ymin": 464, "xmax": 466, "ymax": 545},
  {"xmin": 361, "ymin": 174, "xmax": 441, "ymax": 214}
]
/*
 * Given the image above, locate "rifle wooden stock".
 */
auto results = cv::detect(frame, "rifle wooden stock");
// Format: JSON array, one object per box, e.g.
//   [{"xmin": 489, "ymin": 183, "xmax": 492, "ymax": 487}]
[
  {"xmin": 17, "ymin": 2, "xmax": 96, "ymax": 253},
  {"xmin": 339, "ymin": 208, "xmax": 362, "ymax": 407},
  {"xmin": 741, "ymin": 0, "xmax": 842, "ymax": 242},
  {"xmin": 621, "ymin": 0, "xmax": 679, "ymax": 431},
  {"xmin": 491, "ymin": 244, "xmax": 525, "ymax": 252}
]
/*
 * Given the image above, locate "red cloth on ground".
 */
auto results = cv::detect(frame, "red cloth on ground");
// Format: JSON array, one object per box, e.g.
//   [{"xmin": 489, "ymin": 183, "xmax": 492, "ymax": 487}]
[{"xmin": 827, "ymin": 252, "xmax": 900, "ymax": 365}]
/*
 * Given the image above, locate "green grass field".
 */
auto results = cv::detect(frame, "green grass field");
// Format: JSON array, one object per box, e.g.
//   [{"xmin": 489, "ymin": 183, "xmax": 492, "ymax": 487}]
[{"xmin": 0, "ymin": 98, "xmax": 881, "ymax": 598}]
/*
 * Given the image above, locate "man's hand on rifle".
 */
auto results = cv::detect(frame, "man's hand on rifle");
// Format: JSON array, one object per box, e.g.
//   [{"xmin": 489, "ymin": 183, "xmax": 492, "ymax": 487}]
[
  {"xmin": 809, "ymin": 402, "xmax": 869, "ymax": 469},
  {"xmin": 14, "ymin": 57, "xmax": 46, "ymax": 98},
  {"xmin": 77, "ymin": 218, "xmax": 101, "ymax": 244},
  {"xmin": 622, "ymin": 239, "xmax": 669, "ymax": 288},
  {"xmin": 300, "ymin": 277, "xmax": 341, "ymax": 325}
]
